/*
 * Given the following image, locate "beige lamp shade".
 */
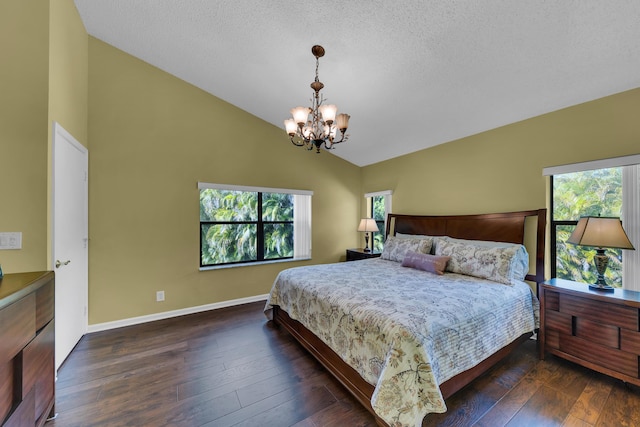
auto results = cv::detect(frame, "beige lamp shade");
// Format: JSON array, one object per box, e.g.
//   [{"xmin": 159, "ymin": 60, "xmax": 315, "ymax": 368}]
[
  {"xmin": 567, "ymin": 217, "xmax": 635, "ymax": 250},
  {"xmin": 358, "ymin": 218, "xmax": 379, "ymax": 233},
  {"xmin": 335, "ymin": 113, "xmax": 350, "ymax": 131},
  {"xmin": 290, "ymin": 106, "xmax": 311, "ymax": 125},
  {"xmin": 318, "ymin": 104, "xmax": 337, "ymax": 123}
]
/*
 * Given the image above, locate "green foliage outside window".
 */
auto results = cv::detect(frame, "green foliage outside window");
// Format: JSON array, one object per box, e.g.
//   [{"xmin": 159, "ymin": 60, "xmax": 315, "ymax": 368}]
[
  {"xmin": 553, "ymin": 168, "xmax": 623, "ymax": 287},
  {"xmin": 200, "ymin": 189, "xmax": 293, "ymax": 266},
  {"xmin": 372, "ymin": 195, "xmax": 385, "ymax": 252}
]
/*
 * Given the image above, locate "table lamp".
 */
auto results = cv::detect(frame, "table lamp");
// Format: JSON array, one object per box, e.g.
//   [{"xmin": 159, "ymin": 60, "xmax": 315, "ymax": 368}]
[
  {"xmin": 358, "ymin": 218, "xmax": 379, "ymax": 252},
  {"xmin": 567, "ymin": 216, "xmax": 635, "ymax": 291}
]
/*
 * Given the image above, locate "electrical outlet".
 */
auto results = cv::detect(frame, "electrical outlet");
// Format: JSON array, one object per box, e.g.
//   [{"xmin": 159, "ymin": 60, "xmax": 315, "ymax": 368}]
[{"xmin": 156, "ymin": 290, "xmax": 165, "ymax": 302}]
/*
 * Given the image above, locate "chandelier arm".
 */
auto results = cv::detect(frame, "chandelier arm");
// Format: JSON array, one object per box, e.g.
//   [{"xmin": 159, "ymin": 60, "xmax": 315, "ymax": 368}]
[
  {"xmin": 330, "ymin": 132, "xmax": 349, "ymax": 145},
  {"xmin": 289, "ymin": 135, "xmax": 305, "ymax": 147}
]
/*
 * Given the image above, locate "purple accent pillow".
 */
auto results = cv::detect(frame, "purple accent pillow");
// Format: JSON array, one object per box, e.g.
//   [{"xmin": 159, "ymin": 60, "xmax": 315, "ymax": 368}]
[{"xmin": 401, "ymin": 251, "xmax": 451, "ymax": 275}]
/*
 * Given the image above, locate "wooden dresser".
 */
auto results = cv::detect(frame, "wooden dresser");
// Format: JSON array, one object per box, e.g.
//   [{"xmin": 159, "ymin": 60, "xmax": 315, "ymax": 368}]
[
  {"xmin": 539, "ymin": 278, "xmax": 640, "ymax": 386},
  {"xmin": 0, "ymin": 271, "xmax": 55, "ymax": 427}
]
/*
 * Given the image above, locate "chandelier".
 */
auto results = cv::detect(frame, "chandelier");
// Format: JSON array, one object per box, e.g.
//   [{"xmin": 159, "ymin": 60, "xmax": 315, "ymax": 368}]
[{"xmin": 284, "ymin": 45, "xmax": 350, "ymax": 153}]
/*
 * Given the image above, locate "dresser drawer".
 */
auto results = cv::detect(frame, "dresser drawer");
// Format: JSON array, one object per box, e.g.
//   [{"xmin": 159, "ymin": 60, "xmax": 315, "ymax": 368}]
[
  {"xmin": 22, "ymin": 321, "xmax": 55, "ymax": 418},
  {"xmin": 545, "ymin": 290, "xmax": 560, "ymax": 311},
  {"xmin": 545, "ymin": 309, "xmax": 572, "ymax": 335},
  {"xmin": 561, "ymin": 333, "xmax": 638, "ymax": 378},
  {"xmin": 0, "ymin": 294, "xmax": 36, "ymax": 364},
  {"xmin": 3, "ymin": 388, "xmax": 35, "ymax": 427},
  {"xmin": 35, "ymin": 280, "xmax": 54, "ymax": 331},
  {"xmin": 545, "ymin": 329, "xmax": 560, "ymax": 350},
  {"xmin": 621, "ymin": 329, "xmax": 640, "ymax": 354},
  {"xmin": 560, "ymin": 293, "xmax": 638, "ymax": 331},
  {"xmin": 575, "ymin": 317, "xmax": 619, "ymax": 349},
  {"xmin": 0, "ymin": 360, "xmax": 13, "ymax": 423}
]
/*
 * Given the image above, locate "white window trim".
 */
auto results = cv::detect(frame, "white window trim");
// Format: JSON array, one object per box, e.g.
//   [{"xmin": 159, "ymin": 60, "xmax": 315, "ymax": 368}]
[
  {"xmin": 198, "ymin": 182, "xmax": 313, "ymax": 196},
  {"xmin": 543, "ymin": 154, "xmax": 640, "ymax": 176},
  {"xmin": 623, "ymin": 165, "xmax": 640, "ymax": 291}
]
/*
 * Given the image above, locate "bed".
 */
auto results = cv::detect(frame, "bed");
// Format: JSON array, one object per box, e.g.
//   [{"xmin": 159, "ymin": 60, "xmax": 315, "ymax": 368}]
[{"xmin": 265, "ymin": 209, "xmax": 546, "ymax": 427}]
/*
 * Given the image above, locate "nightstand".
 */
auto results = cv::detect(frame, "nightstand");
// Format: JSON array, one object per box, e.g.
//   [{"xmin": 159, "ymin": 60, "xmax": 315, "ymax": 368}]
[
  {"xmin": 539, "ymin": 278, "xmax": 640, "ymax": 387},
  {"xmin": 346, "ymin": 248, "xmax": 381, "ymax": 261}
]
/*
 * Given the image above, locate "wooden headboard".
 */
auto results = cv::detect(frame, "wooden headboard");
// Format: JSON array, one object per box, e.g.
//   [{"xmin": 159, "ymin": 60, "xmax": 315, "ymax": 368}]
[{"xmin": 385, "ymin": 209, "xmax": 547, "ymax": 284}]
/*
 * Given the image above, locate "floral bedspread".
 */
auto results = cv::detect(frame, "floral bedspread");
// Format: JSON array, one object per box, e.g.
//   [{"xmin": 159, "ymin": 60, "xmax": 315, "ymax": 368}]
[{"xmin": 264, "ymin": 258, "xmax": 539, "ymax": 427}]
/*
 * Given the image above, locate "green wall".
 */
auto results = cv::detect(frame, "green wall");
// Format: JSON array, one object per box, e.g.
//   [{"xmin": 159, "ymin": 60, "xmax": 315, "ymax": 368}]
[
  {"xmin": 87, "ymin": 38, "xmax": 361, "ymax": 324},
  {"xmin": 362, "ymin": 88, "xmax": 640, "ymax": 216},
  {"xmin": 0, "ymin": 1, "xmax": 50, "ymax": 273}
]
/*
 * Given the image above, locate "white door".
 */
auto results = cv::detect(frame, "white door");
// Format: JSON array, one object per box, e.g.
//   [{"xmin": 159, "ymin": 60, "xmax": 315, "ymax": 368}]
[{"xmin": 52, "ymin": 122, "xmax": 88, "ymax": 371}]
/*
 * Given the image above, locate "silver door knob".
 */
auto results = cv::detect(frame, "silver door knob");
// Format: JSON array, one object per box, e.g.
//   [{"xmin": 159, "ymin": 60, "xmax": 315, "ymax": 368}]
[{"xmin": 55, "ymin": 260, "xmax": 71, "ymax": 268}]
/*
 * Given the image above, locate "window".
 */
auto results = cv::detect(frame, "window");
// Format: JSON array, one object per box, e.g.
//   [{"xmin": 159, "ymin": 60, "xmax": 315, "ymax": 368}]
[
  {"xmin": 551, "ymin": 168, "xmax": 623, "ymax": 286},
  {"xmin": 365, "ymin": 190, "xmax": 392, "ymax": 252},
  {"xmin": 199, "ymin": 183, "xmax": 312, "ymax": 268},
  {"xmin": 545, "ymin": 155, "xmax": 640, "ymax": 289}
]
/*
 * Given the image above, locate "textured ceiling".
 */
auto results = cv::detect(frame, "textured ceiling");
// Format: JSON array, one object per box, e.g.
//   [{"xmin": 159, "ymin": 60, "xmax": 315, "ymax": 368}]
[{"xmin": 74, "ymin": 1, "xmax": 640, "ymax": 167}]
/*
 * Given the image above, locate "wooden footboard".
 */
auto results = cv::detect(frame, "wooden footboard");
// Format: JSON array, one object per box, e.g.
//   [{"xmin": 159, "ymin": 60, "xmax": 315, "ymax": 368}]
[{"xmin": 272, "ymin": 305, "xmax": 532, "ymax": 426}]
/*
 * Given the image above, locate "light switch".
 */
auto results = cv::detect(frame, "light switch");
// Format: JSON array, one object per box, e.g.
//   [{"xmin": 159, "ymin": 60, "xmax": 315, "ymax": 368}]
[{"xmin": 0, "ymin": 232, "xmax": 22, "ymax": 250}]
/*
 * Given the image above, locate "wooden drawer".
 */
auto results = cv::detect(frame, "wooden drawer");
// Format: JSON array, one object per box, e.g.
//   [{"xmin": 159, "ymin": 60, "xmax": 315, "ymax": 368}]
[
  {"xmin": 560, "ymin": 334, "xmax": 638, "ymax": 378},
  {"xmin": 545, "ymin": 290, "xmax": 559, "ymax": 311},
  {"xmin": 560, "ymin": 293, "xmax": 638, "ymax": 331},
  {"xmin": 575, "ymin": 317, "xmax": 619, "ymax": 349},
  {"xmin": 0, "ymin": 360, "xmax": 13, "ymax": 423},
  {"xmin": 3, "ymin": 388, "xmax": 35, "ymax": 427},
  {"xmin": 545, "ymin": 329, "xmax": 560, "ymax": 350},
  {"xmin": 621, "ymin": 329, "xmax": 640, "ymax": 355},
  {"xmin": 35, "ymin": 281, "xmax": 54, "ymax": 331},
  {"xmin": 545, "ymin": 310, "xmax": 572, "ymax": 335},
  {"xmin": 0, "ymin": 294, "xmax": 35, "ymax": 364},
  {"xmin": 22, "ymin": 321, "xmax": 55, "ymax": 419}
]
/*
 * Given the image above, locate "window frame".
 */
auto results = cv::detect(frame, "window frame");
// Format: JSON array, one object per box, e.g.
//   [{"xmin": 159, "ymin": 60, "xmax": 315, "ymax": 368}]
[
  {"xmin": 365, "ymin": 190, "xmax": 392, "ymax": 252},
  {"xmin": 549, "ymin": 176, "xmax": 579, "ymax": 279},
  {"xmin": 545, "ymin": 155, "xmax": 640, "ymax": 288},
  {"xmin": 198, "ymin": 182, "xmax": 312, "ymax": 270}
]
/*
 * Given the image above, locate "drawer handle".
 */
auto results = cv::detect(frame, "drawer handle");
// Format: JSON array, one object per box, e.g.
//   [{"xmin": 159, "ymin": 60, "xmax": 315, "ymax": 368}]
[{"xmin": 55, "ymin": 259, "xmax": 71, "ymax": 268}]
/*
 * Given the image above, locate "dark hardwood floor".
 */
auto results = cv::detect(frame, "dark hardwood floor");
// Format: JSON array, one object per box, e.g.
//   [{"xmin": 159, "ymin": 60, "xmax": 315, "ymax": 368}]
[{"xmin": 48, "ymin": 301, "xmax": 640, "ymax": 427}]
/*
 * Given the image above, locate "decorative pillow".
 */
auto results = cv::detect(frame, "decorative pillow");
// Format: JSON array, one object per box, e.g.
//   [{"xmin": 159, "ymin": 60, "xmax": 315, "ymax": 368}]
[
  {"xmin": 401, "ymin": 251, "xmax": 451, "ymax": 275},
  {"xmin": 435, "ymin": 239, "xmax": 529, "ymax": 285},
  {"xmin": 395, "ymin": 232, "xmax": 432, "ymax": 240},
  {"xmin": 395, "ymin": 233, "xmax": 439, "ymax": 254},
  {"xmin": 444, "ymin": 236, "xmax": 521, "ymax": 249},
  {"xmin": 381, "ymin": 236, "xmax": 432, "ymax": 263}
]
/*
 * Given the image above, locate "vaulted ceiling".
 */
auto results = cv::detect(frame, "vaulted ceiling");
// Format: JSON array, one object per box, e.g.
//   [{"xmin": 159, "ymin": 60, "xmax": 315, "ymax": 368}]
[{"xmin": 74, "ymin": 1, "xmax": 640, "ymax": 166}]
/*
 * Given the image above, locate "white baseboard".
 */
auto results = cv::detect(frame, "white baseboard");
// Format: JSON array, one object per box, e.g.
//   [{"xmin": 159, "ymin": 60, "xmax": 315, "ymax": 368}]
[{"xmin": 87, "ymin": 294, "xmax": 269, "ymax": 333}]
